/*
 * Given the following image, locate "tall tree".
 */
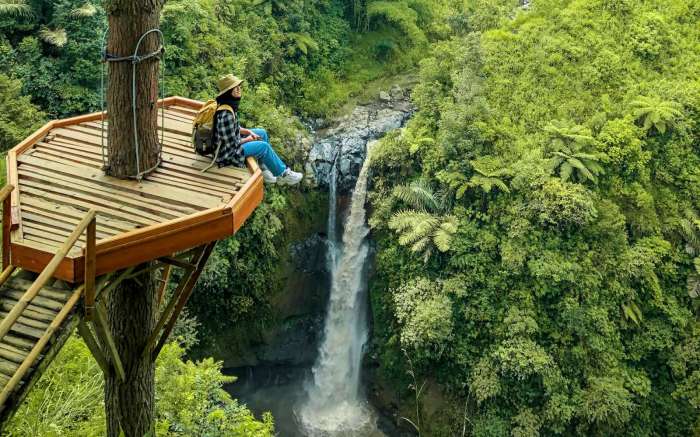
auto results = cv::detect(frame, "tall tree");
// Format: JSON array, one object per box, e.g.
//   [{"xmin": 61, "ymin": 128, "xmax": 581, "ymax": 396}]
[{"xmin": 104, "ymin": 0, "xmax": 163, "ymax": 435}]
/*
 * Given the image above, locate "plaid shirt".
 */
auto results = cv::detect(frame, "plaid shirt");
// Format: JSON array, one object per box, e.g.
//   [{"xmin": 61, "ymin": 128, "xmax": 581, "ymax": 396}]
[{"xmin": 213, "ymin": 110, "xmax": 245, "ymax": 168}]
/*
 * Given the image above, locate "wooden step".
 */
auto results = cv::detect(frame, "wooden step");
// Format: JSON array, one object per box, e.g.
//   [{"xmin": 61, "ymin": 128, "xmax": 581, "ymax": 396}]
[
  {"xmin": 0, "ymin": 342, "xmax": 28, "ymax": 365},
  {"xmin": 0, "ymin": 289, "xmax": 65, "ymax": 312},
  {"xmin": 6, "ymin": 278, "xmax": 72, "ymax": 301},
  {"xmin": 0, "ymin": 298, "xmax": 58, "ymax": 320},
  {"xmin": 3, "ymin": 334, "xmax": 34, "ymax": 352},
  {"xmin": 0, "ymin": 311, "xmax": 50, "ymax": 331}
]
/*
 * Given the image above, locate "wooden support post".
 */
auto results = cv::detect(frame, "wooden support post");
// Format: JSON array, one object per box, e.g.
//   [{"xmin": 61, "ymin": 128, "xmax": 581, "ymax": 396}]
[
  {"xmin": 157, "ymin": 264, "xmax": 171, "ymax": 306},
  {"xmin": 92, "ymin": 304, "xmax": 126, "ymax": 382},
  {"xmin": 78, "ymin": 320, "xmax": 109, "ymax": 376},
  {"xmin": 158, "ymin": 256, "xmax": 196, "ymax": 271},
  {"xmin": 1, "ymin": 185, "xmax": 13, "ymax": 270},
  {"xmin": 84, "ymin": 216, "xmax": 96, "ymax": 320},
  {"xmin": 0, "ymin": 285, "xmax": 83, "ymax": 407},
  {"xmin": 151, "ymin": 242, "xmax": 216, "ymax": 361},
  {"xmin": 0, "ymin": 209, "xmax": 96, "ymax": 343},
  {"xmin": 141, "ymin": 261, "xmax": 198, "ymax": 360}
]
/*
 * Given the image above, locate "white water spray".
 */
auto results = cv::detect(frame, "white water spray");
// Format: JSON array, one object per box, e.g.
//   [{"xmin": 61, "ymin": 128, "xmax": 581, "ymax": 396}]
[{"xmin": 298, "ymin": 142, "xmax": 380, "ymax": 436}]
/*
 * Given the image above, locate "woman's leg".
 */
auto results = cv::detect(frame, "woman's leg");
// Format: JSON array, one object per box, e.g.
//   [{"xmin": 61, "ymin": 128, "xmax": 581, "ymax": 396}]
[
  {"xmin": 243, "ymin": 140, "xmax": 287, "ymax": 176},
  {"xmin": 249, "ymin": 128, "xmax": 268, "ymax": 142}
]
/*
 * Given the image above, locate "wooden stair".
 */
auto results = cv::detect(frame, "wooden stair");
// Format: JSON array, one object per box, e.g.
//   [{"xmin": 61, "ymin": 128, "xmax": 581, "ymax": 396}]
[{"xmin": 0, "ymin": 272, "xmax": 81, "ymax": 422}]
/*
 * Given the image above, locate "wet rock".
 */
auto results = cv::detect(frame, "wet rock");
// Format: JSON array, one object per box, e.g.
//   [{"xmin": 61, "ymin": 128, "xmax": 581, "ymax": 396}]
[
  {"xmin": 306, "ymin": 85, "xmax": 415, "ymax": 192},
  {"xmin": 368, "ymin": 109, "xmax": 407, "ymax": 137}
]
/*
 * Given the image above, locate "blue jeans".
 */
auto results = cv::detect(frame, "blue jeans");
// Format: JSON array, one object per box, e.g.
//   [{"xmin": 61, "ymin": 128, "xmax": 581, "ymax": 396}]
[{"xmin": 242, "ymin": 128, "xmax": 287, "ymax": 176}]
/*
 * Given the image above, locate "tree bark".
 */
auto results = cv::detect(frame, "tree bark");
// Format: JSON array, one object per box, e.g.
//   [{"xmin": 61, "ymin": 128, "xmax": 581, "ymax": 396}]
[
  {"xmin": 104, "ymin": 1, "xmax": 163, "ymax": 435},
  {"xmin": 104, "ymin": 271, "xmax": 157, "ymax": 436},
  {"xmin": 105, "ymin": 0, "xmax": 163, "ymax": 178}
]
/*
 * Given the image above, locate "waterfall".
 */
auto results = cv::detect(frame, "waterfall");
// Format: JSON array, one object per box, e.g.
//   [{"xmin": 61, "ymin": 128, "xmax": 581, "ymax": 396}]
[{"xmin": 298, "ymin": 142, "xmax": 379, "ymax": 436}]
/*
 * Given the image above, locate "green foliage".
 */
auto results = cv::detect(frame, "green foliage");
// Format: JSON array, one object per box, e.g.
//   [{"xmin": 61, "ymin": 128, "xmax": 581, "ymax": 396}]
[
  {"xmin": 368, "ymin": 0, "xmax": 700, "ymax": 435},
  {"xmin": 0, "ymin": 73, "xmax": 45, "ymax": 150},
  {"xmin": 0, "ymin": 0, "xmax": 31, "ymax": 18},
  {"xmin": 6, "ymin": 338, "xmax": 274, "ymax": 436},
  {"xmin": 393, "ymin": 278, "xmax": 454, "ymax": 356},
  {"xmin": 4, "ymin": 337, "xmax": 104, "ymax": 436},
  {"xmin": 388, "ymin": 180, "xmax": 458, "ymax": 261},
  {"xmin": 629, "ymin": 95, "xmax": 684, "ymax": 134},
  {"xmin": 545, "ymin": 120, "xmax": 604, "ymax": 183},
  {"xmin": 155, "ymin": 343, "xmax": 274, "ymax": 436},
  {"xmin": 367, "ymin": 1, "xmax": 428, "ymax": 46}
]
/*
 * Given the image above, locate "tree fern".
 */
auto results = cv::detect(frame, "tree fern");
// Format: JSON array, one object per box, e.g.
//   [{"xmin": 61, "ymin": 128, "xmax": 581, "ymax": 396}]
[
  {"xmin": 629, "ymin": 96, "xmax": 683, "ymax": 134},
  {"xmin": 38, "ymin": 27, "xmax": 68, "ymax": 47},
  {"xmin": 545, "ymin": 121, "xmax": 604, "ymax": 184},
  {"xmin": 0, "ymin": 0, "xmax": 32, "ymax": 17},
  {"xmin": 70, "ymin": 3, "xmax": 97, "ymax": 18},
  {"xmin": 679, "ymin": 209, "xmax": 700, "ymax": 256},
  {"xmin": 621, "ymin": 301, "xmax": 643, "ymax": 325},
  {"xmin": 468, "ymin": 160, "xmax": 511, "ymax": 194},
  {"xmin": 286, "ymin": 33, "xmax": 319, "ymax": 56},
  {"xmin": 392, "ymin": 179, "xmax": 442, "ymax": 212},
  {"xmin": 389, "ymin": 210, "xmax": 458, "ymax": 262}
]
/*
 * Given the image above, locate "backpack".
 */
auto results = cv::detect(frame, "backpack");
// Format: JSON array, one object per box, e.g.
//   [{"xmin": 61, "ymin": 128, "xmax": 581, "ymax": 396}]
[{"xmin": 192, "ymin": 100, "xmax": 233, "ymax": 170}]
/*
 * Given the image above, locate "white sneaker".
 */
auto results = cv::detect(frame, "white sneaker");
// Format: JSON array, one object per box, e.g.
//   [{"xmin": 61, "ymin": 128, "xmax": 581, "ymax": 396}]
[
  {"xmin": 277, "ymin": 168, "xmax": 303, "ymax": 186},
  {"xmin": 262, "ymin": 169, "xmax": 277, "ymax": 184}
]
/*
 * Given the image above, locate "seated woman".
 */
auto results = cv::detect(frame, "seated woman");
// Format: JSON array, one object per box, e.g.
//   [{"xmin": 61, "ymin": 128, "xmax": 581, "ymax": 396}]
[{"xmin": 213, "ymin": 74, "xmax": 303, "ymax": 185}]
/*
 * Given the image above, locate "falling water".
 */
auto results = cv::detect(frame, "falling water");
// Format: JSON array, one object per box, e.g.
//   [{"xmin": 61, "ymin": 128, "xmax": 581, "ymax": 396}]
[{"xmin": 298, "ymin": 142, "xmax": 380, "ymax": 436}]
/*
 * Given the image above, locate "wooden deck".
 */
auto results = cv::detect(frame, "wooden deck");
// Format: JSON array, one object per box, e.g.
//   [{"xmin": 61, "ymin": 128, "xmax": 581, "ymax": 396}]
[{"xmin": 6, "ymin": 97, "xmax": 264, "ymax": 282}]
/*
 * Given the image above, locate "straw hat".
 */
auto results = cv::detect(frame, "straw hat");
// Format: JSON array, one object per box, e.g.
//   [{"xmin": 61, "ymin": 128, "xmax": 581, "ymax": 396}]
[{"xmin": 217, "ymin": 74, "xmax": 244, "ymax": 97}]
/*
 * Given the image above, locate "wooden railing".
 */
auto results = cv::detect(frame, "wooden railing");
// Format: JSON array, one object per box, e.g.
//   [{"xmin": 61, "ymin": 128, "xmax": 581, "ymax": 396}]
[
  {"xmin": 1, "ymin": 184, "xmax": 14, "ymax": 272},
  {"xmin": 0, "ymin": 209, "xmax": 96, "ymax": 406}
]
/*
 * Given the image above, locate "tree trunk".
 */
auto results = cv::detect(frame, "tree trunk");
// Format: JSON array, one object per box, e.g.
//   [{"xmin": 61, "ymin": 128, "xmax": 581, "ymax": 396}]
[
  {"xmin": 104, "ymin": 271, "xmax": 157, "ymax": 436},
  {"xmin": 104, "ymin": 1, "xmax": 163, "ymax": 435},
  {"xmin": 105, "ymin": 0, "xmax": 163, "ymax": 179}
]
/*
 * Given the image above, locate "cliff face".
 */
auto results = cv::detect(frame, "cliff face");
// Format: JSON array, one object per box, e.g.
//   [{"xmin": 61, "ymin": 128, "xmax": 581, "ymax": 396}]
[{"xmin": 306, "ymin": 85, "xmax": 414, "ymax": 193}]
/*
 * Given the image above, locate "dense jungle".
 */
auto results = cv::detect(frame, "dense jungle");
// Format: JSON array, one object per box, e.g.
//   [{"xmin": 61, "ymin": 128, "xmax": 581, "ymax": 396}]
[{"xmin": 0, "ymin": 0, "xmax": 699, "ymax": 435}]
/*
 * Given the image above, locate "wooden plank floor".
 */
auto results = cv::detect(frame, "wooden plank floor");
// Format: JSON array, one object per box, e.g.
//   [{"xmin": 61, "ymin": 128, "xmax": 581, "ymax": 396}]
[{"xmin": 15, "ymin": 103, "xmax": 250, "ymax": 254}]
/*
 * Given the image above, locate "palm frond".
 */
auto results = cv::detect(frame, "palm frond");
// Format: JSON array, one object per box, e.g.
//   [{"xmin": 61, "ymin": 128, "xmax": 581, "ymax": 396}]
[
  {"xmin": 688, "ymin": 275, "xmax": 700, "ymax": 299},
  {"xmin": 38, "ymin": 27, "xmax": 68, "ymax": 47},
  {"xmin": 0, "ymin": 0, "xmax": 32, "ymax": 17},
  {"xmin": 560, "ymin": 162, "xmax": 573, "ymax": 182},
  {"xmin": 392, "ymin": 180, "xmax": 440, "ymax": 212},
  {"xmin": 70, "ymin": 3, "xmax": 97, "ymax": 17}
]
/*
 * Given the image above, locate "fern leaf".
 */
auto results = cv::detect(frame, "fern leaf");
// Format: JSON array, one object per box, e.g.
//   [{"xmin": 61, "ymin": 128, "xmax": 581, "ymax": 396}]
[
  {"xmin": 560, "ymin": 162, "xmax": 573, "ymax": 181},
  {"xmin": 39, "ymin": 27, "xmax": 68, "ymax": 47},
  {"xmin": 70, "ymin": 3, "xmax": 97, "ymax": 17},
  {"xmin": 0, "ymin": 0, "xmax": 32, "ymax": 16}
]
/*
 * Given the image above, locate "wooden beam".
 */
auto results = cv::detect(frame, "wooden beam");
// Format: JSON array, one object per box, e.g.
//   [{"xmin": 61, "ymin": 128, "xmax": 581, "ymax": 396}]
[
  {"xmin": 157, "ymin": 265, "xmax": 171, "ymax": 306},
  {"xmin": 158, "ymin": 256, "xmax": 196, "ymax": 271},
  {"xmin": 0, "ymin": 210, "xmax": 96, "ymax": 342},
  {"xmin": 0, "ymin": 284, "xmax": 83, "ymax": 407},
  {"xmin": 93, "ymin": 208, "xmax": 233, "ymax": 276},
  {"xmin": 151, "ymin": 242, "xmax": 216, "ymax": 361},
  {"xmin": 1, "ymin": 185, "xmax": 14, "ymax": 270},
  {"xmin": 9, "ymin": 241, "xmax": 76, "ymax": 283},
  {"xmin": 84, "ymin": 216, "xmax": 96, "ymax": 320},
  {"xmin": 77, "ymin": 320, "xmax": 109, "ymax": 376},
  {"xmin": 92, "ymin": 304, "xmax": 125, "ymax": 382},
  {"xmin": 141, "ymin": 246, "xmax": 206, "ymax": 360}
]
